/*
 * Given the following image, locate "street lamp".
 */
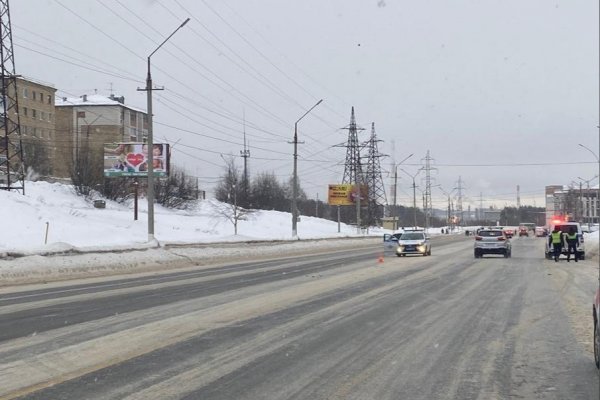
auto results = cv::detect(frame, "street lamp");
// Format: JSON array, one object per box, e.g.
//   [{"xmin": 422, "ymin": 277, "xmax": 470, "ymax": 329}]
[
  {"xmin": 390, "ymin": 153, "xmax": 414, "ymax": 229},
  {"xmin": 292, "ymin": 99, "xmax": 323, "ymax": 238},
  {"xmin": 399, "ymin": 168, "xmax": 422, "ymax": 229},
  {"xmin": 578, "ymin": 143, "xmax": 600, "ymax": 230},
  {"xmin": 142, "ymin": 17, "xmax": 189, "ymax": 242},
  {"xmin": 577, "ymin": 174, "xmax": 599, "ymax": 231}
]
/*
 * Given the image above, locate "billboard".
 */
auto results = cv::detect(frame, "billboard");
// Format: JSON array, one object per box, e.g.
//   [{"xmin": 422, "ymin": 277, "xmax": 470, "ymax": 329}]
[
  {"xmin": 104, "ymin": 143, "xmax": 169, "ymax": 177},
  {"xmin": 328, "ymin": 184, "xmax": 368, "ymax": 205}
]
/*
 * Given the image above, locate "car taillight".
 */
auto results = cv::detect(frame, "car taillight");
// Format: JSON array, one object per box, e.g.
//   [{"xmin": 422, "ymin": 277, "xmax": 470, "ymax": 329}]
[
  {"xmin": 497, "ymin": 237, "xmax": 505, "ymax": 241},
  {"xmin": 475, "ymin": 236, "xmax": 482, "ymax": 241}
]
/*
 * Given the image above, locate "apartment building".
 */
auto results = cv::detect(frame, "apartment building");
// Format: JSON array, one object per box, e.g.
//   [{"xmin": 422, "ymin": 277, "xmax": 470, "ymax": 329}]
[
  {"xmin": 54, "ymin": 94, "xmax": 148, "ymax": 179},
  {"xmin": 16, "ymin": 77, "xmax": 57, "ymax": 177},
  {"xmin": 545, "ymin": 184, "xmax": 599, "ymax": 226}
]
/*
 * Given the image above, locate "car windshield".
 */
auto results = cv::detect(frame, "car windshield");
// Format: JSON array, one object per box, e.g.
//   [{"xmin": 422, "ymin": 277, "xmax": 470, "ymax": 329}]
[
  {"xmin": 555, "ymin": 225, "xmax": 578, "ymax": 234},
  {"xmin": 479, "ymin": 230, "xmax": 503, "ymax": 237},
  {"xmin": 400, "ymin": 233, "xmax": 425, "ymax": 240}
]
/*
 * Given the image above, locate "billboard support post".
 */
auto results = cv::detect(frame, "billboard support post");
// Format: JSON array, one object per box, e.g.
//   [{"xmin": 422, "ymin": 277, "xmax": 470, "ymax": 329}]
[{"xmin": 133, "ymin": 179, "xmax": 139, "ymax": 221}]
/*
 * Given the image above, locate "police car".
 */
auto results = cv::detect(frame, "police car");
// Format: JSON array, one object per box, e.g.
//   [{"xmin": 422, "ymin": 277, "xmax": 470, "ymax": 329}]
[{"xmin": 544, "ymin": 222, "xmax": 585, "ymax": 260}]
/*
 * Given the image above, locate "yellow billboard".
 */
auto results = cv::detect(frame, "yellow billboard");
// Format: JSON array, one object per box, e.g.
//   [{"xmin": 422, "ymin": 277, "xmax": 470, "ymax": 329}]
[{"xmin": 328, "ymin": 184, "xmax": 368, "ymax": 205}]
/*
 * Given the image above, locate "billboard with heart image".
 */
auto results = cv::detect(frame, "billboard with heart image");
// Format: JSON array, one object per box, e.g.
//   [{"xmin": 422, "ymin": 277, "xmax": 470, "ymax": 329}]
[{"xmin": 103, "ymin": 143, "xmax": 169, "ymax": 177}]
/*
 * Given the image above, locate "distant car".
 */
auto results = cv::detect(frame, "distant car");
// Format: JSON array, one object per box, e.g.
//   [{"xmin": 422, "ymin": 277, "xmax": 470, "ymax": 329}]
[
  {"xmin": 544, "ymin": 222, "xmax": 585, "ymax": 260},
  {"xmin": 396, "ymin": 232, "xmax": 431, "ymax": 256},
  {"xmin": 503, "ymin": 228, "xmax": 515, "ymax": 238},
  {"xmin": 474, "ymin": 229, "xmax": 511, "ymax": 258},
  {"xmin": 535, "ymin": 226, "xmax": 548, "ymax": 237},
  {"xmin": 518, "ymin": 227, "xmax": 529, "ymax": 237},
  {"xmin": 594, "ymin": 287, "xmax": 599, "ymax": 368}
]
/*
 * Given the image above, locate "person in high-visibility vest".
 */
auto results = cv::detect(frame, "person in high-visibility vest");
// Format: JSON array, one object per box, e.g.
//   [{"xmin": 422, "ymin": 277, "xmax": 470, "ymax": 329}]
[
  {"xmin": 564, "ymin": 226, "xmax": 579, "ymax": 262},
  {"xmin": 548, "ymin": 227, "xmax": 564, "ymax": 262}
]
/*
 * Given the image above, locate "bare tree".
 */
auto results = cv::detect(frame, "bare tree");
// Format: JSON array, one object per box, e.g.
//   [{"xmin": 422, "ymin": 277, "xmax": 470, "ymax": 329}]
[
  {"xmin": 211, "ymin": 187, "xmax": 253, "ymax": 235},
  {"xmin": 154, "ymin": 167, "xmax": 197, "ymax": 209}
]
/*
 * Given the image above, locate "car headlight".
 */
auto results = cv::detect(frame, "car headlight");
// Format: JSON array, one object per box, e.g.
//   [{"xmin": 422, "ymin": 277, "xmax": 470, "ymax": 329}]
[
  {"xmin": 397, "ymin": 246, "xmax": 404, "ymax": 252},
  {"xmin": 417, "ymin": 245, "xmax": 426, "ymax": 252}
]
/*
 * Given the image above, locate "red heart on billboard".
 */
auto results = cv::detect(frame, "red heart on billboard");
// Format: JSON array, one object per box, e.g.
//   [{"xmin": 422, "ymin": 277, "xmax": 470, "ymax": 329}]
[{"xmin": 126, "ymin": 153, "xmax": 144, "ymax": 167}]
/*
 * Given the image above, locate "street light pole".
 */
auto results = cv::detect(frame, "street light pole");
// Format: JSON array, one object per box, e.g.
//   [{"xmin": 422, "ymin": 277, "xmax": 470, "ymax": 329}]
[
  {"xmin": 400, "ymin": 168, "xmax": 421, "ymax": 229},
  {"xmin": 391, "ymin": 153, "xmax": 413, "ymax": 230},
  {"xmin": 578, "ymin": 174, "xmax": 599, "ymax": 231},
  {"xmin": 142, "ymin": 18, "xmax": 189, "ymax": 242},
  {"xmin": 578, "ymin": 143, "xmax": 600, "ymax": 229},
  {"xmin": 292, "ymin": 99, "xmax": 323, "ymax": 238}
]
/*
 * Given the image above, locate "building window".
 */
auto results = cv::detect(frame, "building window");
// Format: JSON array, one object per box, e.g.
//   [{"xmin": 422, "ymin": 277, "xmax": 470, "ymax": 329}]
[
  {"xmin": 32, "ymin": 109, "xmax": 37, "ymax": 119},
  {"xmin": 22, "ymin": 88, "xmax": 28, "ymax": 98},
  {"xmin": 33, "ymin": 127, "xmax": 37, "ymax": 137},
  {"xmin": 32, "ymin": 91, "xmax": 36, "ymax": 101},
  {"xmin": 21, "ymin": 126, "xmax": 27, "ymax": 135},
  {"xmin": 41, "ymin": 111, "xmax": 46, "ymax": 121},
  {"xmin": 130, "ymin": 112, "xmax": 136, "ymax": 126},
  {"xmin": 47, "ymin": 94, "xmax": 52, "ymax": 104},
  {"xmin": 39, "ymin": 92, "xmax": 43, "ymax": 102},
  {"xmin": 23, "ymin": 107, "xmax": 27, "ymax": 117},
  {"xmin": 48, "ymin": 112, "xmax": 52, "ymax": 122}
]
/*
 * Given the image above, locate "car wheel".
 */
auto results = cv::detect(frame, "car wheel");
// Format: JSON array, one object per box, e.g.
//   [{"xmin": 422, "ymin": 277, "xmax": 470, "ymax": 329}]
[
  {"xmin": 504, "ymin": 250, "xmax": 509, "ymax": 258},
  {"xmin": 594, "ymin": 315, "xmax": 600, "ymax": 368},
  {"xmin": 580, "ymin": 253, "xmax": 585, "ymax": 261}
]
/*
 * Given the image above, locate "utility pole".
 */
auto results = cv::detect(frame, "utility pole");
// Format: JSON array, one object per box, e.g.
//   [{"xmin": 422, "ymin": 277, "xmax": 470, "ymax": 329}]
[
  {"xmin": 422, "ymin": 151, "xmax": 436, "ymax": 232},
  {"xmin": 138, "ymin": 18, "xmax": 189, "ymax": 242},
  {"xmin": 240, "ymin": 111, "xmax": 250, "ymax": 205},
  {"xmin": 291, "ymin": 99, "xmax": 322, "ymax": 238},
  {"xmin": 315, "ymin": 193, "xmax": 319, "ymax": 217},
  {"xmin": 455, "ymin": 176, "xmax": 466, "ymax": 226},
  {"xmin": 517, "ymin": 185, "xmax": 521, "ymax": 208}
]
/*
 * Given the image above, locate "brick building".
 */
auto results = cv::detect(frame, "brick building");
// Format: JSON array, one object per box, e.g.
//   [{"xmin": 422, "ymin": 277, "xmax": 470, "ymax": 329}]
[{"xmin": 16, "ymin": 77, "xmax": 57, "ymax": 177}]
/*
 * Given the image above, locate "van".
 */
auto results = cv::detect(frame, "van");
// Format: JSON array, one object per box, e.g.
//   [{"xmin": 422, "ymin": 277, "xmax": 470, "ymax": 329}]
[{"xmin": 544, "ymin": 222, "xmax": 585, "ymax": 260}]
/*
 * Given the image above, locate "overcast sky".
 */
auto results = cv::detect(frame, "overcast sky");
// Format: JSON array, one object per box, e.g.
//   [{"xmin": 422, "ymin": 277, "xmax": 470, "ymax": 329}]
[{"xmin": 11, "ymin": 0, "xmax": 600, "ymax": 210}]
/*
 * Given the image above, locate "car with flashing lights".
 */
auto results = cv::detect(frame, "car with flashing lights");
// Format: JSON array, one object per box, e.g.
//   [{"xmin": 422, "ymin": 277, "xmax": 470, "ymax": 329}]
[
  {"xmin": 474, "ymin": 229, "xmax": 511, "ymax": 258},
  {"xmin": 544, "ymin": 221, "xmax": 585, "ymax": 260},
  {"xmin": 518, "ymin": 226, "xmax": 529, "ymax": 237},
  {"xmin": 396, "ymin": 231, "xmax": 431, "ymax": 257}
]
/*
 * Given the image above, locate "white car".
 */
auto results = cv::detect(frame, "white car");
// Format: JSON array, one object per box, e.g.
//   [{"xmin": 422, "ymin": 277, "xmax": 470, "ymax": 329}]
[{"xmin": 396, "ymin": 232, "xmax": 431, "ymax": 257}]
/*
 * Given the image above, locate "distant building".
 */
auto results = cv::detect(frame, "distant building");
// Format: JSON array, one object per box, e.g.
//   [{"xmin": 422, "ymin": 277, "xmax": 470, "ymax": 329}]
[
  {"xmin": 545, "ymin": 184, "xmax": 598, "ymax": 226},
  {"xmin": 54, "ymin": 94, "xmax": 148, "ymax": 179},
  {"xmin": 16, "ymin": 77, "xmax": 57, "ymax": 177}
]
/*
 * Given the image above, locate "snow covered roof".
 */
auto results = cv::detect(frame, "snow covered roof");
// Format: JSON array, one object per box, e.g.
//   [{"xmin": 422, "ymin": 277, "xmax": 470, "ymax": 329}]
[{"xmin": 56, "ymin": 94, "xmax": 146, "ymax": 114}]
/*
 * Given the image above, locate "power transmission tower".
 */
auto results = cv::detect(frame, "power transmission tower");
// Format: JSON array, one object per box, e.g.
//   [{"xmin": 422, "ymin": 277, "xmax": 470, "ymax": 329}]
[
  {"xmin": 364, "ymin": 122, "xmax": 387, "ymax": 226},
  {"xmin": 339, "ymin": 107, "xmax": 364, "ymax": 185},
  {"xmin": 455, "ymin": 176, "xmax": 467, "ymax": 226},
  {"xmin": 337, "ymin": 107, "xmax": 365, "ymax": 231},
  {"xmin": 239, "ymin": 112, "xmax": 250, "ymax": 206},
  {"xmin": 0, "ymin": 0, "xmax": 24, "ymax": 193},
  {"xmin": 422, "ymin": 150, "xmax": 436, "ymax": 230}
]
